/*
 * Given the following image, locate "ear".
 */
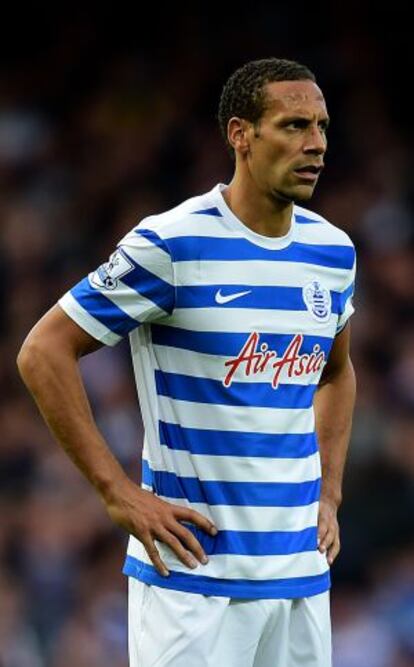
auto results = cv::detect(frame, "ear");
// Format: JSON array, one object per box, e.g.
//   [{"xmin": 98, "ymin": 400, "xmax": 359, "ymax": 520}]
[{"xmin": 227, "ymin": 117, "xmax": 251, "ymax": 156}]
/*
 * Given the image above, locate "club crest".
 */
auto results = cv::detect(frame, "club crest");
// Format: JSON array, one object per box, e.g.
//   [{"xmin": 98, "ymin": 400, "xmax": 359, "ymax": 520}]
[
  {"xmin": 302, "ymin": 280, "xmax": 331, "ymax": 322},
  {"xmin": 90, "ymin": 248, "xmax": 134, "ymax": 290}
]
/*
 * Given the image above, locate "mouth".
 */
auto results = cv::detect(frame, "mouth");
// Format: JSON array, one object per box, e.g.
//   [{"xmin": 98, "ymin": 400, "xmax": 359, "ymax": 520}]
[{"xmin": 292, "ymin": 164, "xmax": 323, "ymax": 183}]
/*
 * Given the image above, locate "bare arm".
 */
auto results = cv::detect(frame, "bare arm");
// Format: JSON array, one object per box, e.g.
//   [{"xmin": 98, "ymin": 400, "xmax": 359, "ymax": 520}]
[
  {"xmin": 314, "ymin": 323, "xmax": 356, "ymax": 564},
  {"xmin": 17, "ymin": 305, "xmax": 217, "ymax": 576}
]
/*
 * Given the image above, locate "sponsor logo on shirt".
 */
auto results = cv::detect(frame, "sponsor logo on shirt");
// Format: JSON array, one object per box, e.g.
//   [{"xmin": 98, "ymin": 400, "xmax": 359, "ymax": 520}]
[
  {"xmin": 215, "ymin": 289, "xmax": 252, "ymax": 304},
  {"xmin": 223, "ymin": 332, "xmax": 325, "ymax": 389}
]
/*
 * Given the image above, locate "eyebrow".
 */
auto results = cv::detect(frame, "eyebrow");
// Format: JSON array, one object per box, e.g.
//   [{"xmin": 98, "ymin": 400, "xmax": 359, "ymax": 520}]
[{"xmin": 279, "ymin": 114, "xmax": 330, "ymax": 126}]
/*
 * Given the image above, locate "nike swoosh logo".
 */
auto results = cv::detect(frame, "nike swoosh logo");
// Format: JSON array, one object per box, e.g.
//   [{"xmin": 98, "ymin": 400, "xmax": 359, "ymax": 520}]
[{"xmin": 215, "ymin": 289, "xmax": 252, "ymax": 304}]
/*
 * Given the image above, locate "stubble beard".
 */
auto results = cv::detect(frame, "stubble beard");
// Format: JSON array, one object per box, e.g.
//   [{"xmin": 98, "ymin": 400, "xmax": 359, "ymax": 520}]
[{"xmin": 269, "ymin": 185, "xmax": 315, "ymax": 205}]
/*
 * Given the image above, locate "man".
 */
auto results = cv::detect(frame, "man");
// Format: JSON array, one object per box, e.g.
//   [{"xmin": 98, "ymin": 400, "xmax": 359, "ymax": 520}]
[{"xmin": 18, "ymin": 58, "xmax": 356, "ymax": 666}]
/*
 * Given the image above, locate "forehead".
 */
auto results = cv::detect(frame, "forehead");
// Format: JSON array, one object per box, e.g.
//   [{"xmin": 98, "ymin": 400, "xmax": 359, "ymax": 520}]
[{"xmin": 262, "ymin": 80, "xmax": 327, "ymax": 116}]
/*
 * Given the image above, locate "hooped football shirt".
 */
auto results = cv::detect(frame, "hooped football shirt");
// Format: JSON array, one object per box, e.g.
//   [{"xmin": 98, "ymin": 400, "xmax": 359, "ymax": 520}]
[{"xmin": 59, "ymin": 184, "xmax": 356, "ymax": 599}]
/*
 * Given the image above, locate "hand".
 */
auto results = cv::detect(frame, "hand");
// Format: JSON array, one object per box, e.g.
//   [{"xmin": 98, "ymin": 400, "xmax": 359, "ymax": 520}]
[
  {"xmin": 317, "ymin": 497, "xmax": 340, "ymax": 566},
  {"xmin": 103, "ymin": 477, "xmax": 217, "ymax": 577}
]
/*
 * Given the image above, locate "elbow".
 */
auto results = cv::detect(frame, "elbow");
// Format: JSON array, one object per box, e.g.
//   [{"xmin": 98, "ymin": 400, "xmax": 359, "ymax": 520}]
[{"xmin": 17, "ymin": 332, "xmax": 48, "ymax": 385}]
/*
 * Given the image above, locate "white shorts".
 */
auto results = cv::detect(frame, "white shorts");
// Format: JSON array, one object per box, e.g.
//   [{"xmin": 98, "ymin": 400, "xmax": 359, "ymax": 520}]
[{"xmin": 128, "ymin": 577, "xmax": 332, "ymax": 667}]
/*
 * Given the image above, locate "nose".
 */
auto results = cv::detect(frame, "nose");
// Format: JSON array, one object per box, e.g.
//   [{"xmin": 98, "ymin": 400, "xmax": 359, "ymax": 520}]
[{"xmin": 303, "ymin": 126, "xmax": 327, "ymax": 155}]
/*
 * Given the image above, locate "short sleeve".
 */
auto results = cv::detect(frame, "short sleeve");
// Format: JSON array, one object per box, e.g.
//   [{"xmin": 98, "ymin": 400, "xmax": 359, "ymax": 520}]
[
  {"xmin": 58, "ymin": 226, "xmax": 175, "ymax": 346},
  {"xmin": 336, "ymin": 248, "xmax": 356, "ymax": 334}
]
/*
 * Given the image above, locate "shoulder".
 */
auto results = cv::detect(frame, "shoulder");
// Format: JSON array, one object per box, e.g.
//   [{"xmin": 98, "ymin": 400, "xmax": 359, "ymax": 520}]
[
  {"xmin": 294, "ymin": 205, "xmax": 355, "ymax": 251},
  {"xmin": 133, "ymin": 188, "xmax": 224, "ymax": 242}
]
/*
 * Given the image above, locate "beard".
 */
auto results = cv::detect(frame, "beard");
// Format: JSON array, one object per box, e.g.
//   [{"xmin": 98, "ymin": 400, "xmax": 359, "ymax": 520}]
[{"xmin": 269, "ymin": 184, "xmax": 315, "ymax": 205}]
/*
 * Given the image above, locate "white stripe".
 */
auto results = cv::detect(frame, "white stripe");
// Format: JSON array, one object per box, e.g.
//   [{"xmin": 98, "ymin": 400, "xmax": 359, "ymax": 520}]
[
  {"xmin": 87, "ymin": 274, "xmax": 168, "ymax": 323},
  {"xmin": 142, "ymin": 495, "xmax": 319, "ymax": 532},
  {"xmin": 174, "ymin": 259, "xmax": 350, "ymax": 289},
  {"xmin": 127, "ymin": 536, "xmax": 329, "ymax": 580},
  {"xmin": 135, "ymin": 193, "xmax": 221, "ymax": 235},
  {"xmin": 158, "ymin": 396, "xmax": 315, "ymax": 434},
  {"xmin": 146, "ymin": 206, "xmax": 350, "ymax": 248},
  {"xmin": 147, "ymin": 214, "xmax": 351, "ymax": 247},
  {"xmin": 165, "ymin": 308, "xmax": 337, "ymax": 336},
  {"xmin": 296, "ymin": 221, "xmax": 353, "ymax": 247},
  {"xmin": 150, "ymin": 448, "xmax": 321, "ymax": 484},
  {"xmin": 160, "ymin": 224, "xmax": 351, "ymax": 247},
  {"xmin": 129, "ymin": 328, "xmax": 163, "ymax": 456},
  {"xmin": 119, "ymin": 236, "xmax": 173, "ymax": 283},
  {"xmin": 337, "ymin": 261, "xmax": 356, "ymax": 331},
  {"xmin": 58, "ymin": 293, "xmax": 121, "ymax": 346},
  {"xmin": 294, "ymin": 205, "xmax": 326, "ymax": 223},
  {"xmin": 153, "ymin": 345, "xmax": 322, "ymax": 385},
  {"xmin": 120, "ymin": 230, "xmax": 170, "ymax": 255},
  {"xmin": 159, "ymin": 217, "xmax": 235, "ymax": 238}
]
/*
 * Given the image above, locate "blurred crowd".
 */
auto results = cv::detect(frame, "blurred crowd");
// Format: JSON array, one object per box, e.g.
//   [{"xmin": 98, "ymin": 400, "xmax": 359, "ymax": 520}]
[{"xmin": 1, "ymin": 6, "xmax": 414, "ymax": 667}]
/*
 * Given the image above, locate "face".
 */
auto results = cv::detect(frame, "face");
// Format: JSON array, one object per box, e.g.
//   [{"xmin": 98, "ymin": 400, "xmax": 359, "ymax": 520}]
[{"xmin": 234, "ymin": 79, "xmax": 329, "ymax": 203}]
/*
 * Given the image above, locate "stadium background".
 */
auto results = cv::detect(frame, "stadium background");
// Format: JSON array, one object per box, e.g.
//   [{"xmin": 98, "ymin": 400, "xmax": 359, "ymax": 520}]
[{"xmin": 1, "ymin": 4, "xmax": 413, "ymax": 666}]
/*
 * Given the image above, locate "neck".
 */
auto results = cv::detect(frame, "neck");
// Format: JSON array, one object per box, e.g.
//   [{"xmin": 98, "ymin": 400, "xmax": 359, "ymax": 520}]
[{"xmin": 222, "ymin": 172, "xmax": 294, "ymax": 238}]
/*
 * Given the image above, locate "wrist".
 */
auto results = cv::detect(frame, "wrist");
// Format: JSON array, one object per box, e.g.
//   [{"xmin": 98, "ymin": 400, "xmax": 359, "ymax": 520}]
[
  {"xmin": 320, "ymin": 489, "xmax": 342, "ymax": 509},
  {"xmin": 94, "ymin": 467, "xmax": 130, "ymax": 505}
]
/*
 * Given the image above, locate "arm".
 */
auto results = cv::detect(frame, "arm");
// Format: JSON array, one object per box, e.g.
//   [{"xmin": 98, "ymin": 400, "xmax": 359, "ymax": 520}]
[
  {"xmin": 17, "ymin": 305, "xmax": 217, "ymax": 576},
  {"xmin": 313, "ymin": 322, "xmax": 356, "ymax": 564}
]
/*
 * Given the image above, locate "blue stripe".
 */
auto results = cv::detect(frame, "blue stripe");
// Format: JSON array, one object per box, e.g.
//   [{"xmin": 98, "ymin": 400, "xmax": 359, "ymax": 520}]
[
  {"xmin": 71, "ymin": 279, "xmax": 139, "ymax": 336},
  {"xmin": 155, "ymin": 371, "xmax": 316, "ymax": 409},
  {"xmin": 117, "ymin": 248, "xmax": 175, "ymax": 313},
  {"xmin": 159, "ymin": 421, "xmax": 318, "ymax": 458},
  {"xmin": 151, "ymin": 325, "xmax": 334, "ymax": 358},
  {"xmin": 192, "ymin": 207, "xmax": 223, "ymax": 217},
  {"xmin": 142, "ymin": 461, "xmax": 321, "ymax": 507},
  {"xmin": 134, "ymin": 228, "xmax": 172, "ymax": 253},
  {"xmin": 142, "ymin": 459, "xmax": 153, "ymax": 486},
  {"xmin": 162, "ymin": 237, "xmax": 355, "ymax": 269},
  {"xmin": 123, "ymin": 556, "xmax": 331, "ymax": 598},
  {"xmin": 184, "ymin": 525, "xmax": 317, "ymax": 555},
  {"xmin": 295, "ymin": 214, "xmax": 322, "ymax": 224},
  {"xmin": 175, "ymin": 285, "xmax": 341, "ymax": 312}
]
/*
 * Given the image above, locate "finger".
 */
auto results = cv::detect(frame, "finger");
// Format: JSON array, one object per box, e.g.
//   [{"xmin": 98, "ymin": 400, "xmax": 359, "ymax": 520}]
[
  {"xmin": 173, "ymin": 506, "xmax": 217, "ymax": 536},
  {"xmin": 327, "ymin": 535, "xmax": 341, "ymax": 565},
  {"xmin": 142, "ymin": 537, "xmax": 169, "ymax": 577},
  {"xmin": 158, "ymin": 529, "xmax": 200, "ymax": 570},
  {"xmin": 317, "ymin": 519, "xmax": 329, "ymax": 548},
  {"xmin": 172, "ymin": 523, "xmax": 209, "ymax": 564},
  {"xmin": 318, "ymin": 524, "xmax": 336, "ymax": 553}
]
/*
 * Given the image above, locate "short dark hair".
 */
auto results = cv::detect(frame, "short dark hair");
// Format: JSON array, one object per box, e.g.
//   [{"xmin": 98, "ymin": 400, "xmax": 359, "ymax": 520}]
[{"xmin": 218, "ymin": 57, "xmax": 316, "ymax": 155}]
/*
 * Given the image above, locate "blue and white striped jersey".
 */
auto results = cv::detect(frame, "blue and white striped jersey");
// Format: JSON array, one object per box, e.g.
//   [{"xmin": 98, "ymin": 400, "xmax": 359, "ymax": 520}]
[{"xmin": 59, "ymin": 183, "xmax": 356, "ymax": 599}]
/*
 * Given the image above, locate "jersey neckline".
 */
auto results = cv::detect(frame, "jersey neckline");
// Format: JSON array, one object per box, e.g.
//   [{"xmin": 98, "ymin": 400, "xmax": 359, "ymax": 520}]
[{"xmin": 211, "ymin": 183, "xmax": 297, "ymax": 250}]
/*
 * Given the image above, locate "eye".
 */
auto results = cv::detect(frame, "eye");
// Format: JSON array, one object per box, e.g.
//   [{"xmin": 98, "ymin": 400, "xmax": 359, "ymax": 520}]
[{"xmin": 285, "ymin": 119, "xmax": 308, "ymax": 130}]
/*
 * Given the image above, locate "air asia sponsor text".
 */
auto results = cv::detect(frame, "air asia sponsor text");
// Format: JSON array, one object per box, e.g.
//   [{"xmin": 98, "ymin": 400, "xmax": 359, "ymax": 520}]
[{"xmin": 223, "ymin": 332, "xmax": 325, "ymax": 389}]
